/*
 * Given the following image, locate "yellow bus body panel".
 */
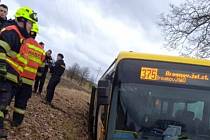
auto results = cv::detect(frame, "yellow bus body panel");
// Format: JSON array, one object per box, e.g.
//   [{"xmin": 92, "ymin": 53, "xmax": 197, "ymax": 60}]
[{"xmin": 116, "ymin": 51, "xmax": 210, "ymax": 67}]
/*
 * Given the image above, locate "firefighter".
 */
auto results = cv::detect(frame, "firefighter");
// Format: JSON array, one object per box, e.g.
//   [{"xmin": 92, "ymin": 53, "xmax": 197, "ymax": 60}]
[
  {"xmin": 0, "ymin": 4, "xmax": 8, "ymax": 29},
  {"xmin": 10, "ymin": 21, "xmax": 45, "ymax": 127},
  {"xmin": 30, "ymin": 22, "xmax": 38, "ymax": 39},
  {"xmin": 0, "ymin": 6, "xmax": 38, "ymax": 138},
  {"xmin": 33, "ymin": 49, "xmax": 52, "ymax": 95},
  {"xmin": 45, "ymin": 53, "xmax": 65, "ymax": 104}
]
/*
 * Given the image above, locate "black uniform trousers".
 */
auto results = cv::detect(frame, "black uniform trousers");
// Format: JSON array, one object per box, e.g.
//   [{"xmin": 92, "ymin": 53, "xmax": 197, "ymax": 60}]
[
  {"xmin": 34, "ymin": 72, "xmax": 47, "ymax": 94},
  {"xmin": 12, "ymin": 84, "xmax": 32, "ymax": 126},
  {"xmin": 0, "ymin": 80, "xmax": 16, "ymax": 128},
  {"xmin": 45, "ymin": 76, "xmax": 60, "ymax": 103}
]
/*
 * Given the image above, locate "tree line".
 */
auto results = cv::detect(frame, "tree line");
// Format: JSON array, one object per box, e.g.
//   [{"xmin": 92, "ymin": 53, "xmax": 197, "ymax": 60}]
[{"xmin": 64, "ymin": 63, "xmax": 95, "ymax": 86}]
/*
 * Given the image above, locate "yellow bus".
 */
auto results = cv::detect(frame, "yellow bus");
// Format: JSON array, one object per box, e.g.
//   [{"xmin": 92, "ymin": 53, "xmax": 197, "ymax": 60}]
[{"xmin": 88, "ymin": 51, "xmax": 210, "ymax": 140}]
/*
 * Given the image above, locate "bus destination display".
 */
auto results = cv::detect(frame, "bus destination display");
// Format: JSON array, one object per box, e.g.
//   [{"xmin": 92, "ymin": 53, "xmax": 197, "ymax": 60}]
[{"xmin": 140, "ymin": 67, "xmax": 209, "ymax": 86}]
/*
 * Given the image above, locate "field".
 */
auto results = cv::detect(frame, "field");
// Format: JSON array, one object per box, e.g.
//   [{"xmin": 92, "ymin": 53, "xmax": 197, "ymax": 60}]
[{"xmin": 6, "ymin": 79, "xmax": 91, "ymax": 140}]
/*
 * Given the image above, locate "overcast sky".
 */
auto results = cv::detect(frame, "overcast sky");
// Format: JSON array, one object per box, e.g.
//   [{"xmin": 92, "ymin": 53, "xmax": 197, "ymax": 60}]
[{"xmin": 2, "ymin": 0, "xmax": 183, "ymax": 80}]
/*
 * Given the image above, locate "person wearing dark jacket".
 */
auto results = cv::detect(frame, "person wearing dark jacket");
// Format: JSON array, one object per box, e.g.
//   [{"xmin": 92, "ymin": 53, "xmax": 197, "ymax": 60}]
[
  {"xmin": 0, "ymin": 4, "xmax": 8, "ymax": 29},
  {"xmin": 45, "ymin": 53, "xmax": 65, "ymax": 104},
  {"xmin": 33, "ymin": 48, "xmax": 52, "ymax": 95},
  {"xmin": 0, "ymin": 6, "xmax": 37, "ymax": 138}
]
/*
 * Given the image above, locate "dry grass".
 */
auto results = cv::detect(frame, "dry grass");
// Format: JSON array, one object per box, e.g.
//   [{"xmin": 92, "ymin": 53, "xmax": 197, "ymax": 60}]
[{"xmin": 7, "ymin": 84, "xmax": 90, "ymax": 140}]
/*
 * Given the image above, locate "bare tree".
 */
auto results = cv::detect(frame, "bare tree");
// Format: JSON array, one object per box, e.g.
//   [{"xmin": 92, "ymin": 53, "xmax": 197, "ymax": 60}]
[
  {"xmin": 68, "ymin": 63, "xmax": 80, "ymax": 80},
  {"xmin": 66, "ymin": 66, "xmax": 71, "ymax": 78},
  {"xmin": 79, "ymin": 67, "xmax": 90, "ymax": 85},
  {"xmin": 159, "ymin": 0, "xmax": 210, "ymax": 58}
]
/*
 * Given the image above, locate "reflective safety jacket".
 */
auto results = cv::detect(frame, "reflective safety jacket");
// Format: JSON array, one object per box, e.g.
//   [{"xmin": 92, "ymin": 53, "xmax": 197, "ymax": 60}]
[
  {"xmin": 0, "ymin": 24, "xmax": 28, "ymax": 83},
  {"xmin": 19, "ymin": 38, "xmax": 45, "ymax": 85},
  {"xmin": 0, "ymin": 24, "xmax": 45, "ymax": 85}
]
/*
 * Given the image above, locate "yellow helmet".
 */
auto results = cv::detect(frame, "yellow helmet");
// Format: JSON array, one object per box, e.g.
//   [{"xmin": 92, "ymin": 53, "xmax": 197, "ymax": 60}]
[
  {"xmin": 31, "ymin": 22, "xmax": 39, "ymax": 33},
  {"xmin": 15, "ymin": 6, "xmax": 38, "ymax": 23}
]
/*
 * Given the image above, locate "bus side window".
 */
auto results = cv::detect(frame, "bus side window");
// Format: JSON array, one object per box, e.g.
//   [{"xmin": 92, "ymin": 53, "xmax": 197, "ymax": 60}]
[
  {"xmin": 187, "ymin": 101, "xmax": 204, "ymax": 120},
  {"xmin": 172, "ymin": 103, "xmax": 185, "ymax": 117}
]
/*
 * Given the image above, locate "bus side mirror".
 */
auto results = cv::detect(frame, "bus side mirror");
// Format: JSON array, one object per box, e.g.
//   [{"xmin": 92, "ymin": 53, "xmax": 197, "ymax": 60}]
[{"xmin": 97, "ymin": 80, "xmax": 110, "ymax": 105}]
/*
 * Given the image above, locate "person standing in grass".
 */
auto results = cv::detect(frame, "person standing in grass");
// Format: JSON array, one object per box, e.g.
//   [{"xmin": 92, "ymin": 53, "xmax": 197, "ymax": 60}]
[
  {"xmin": 45, "ymin": 53, "xmax": 65, "ymax": 104},
  {"xmin": 33, "ymin": 48, "xmax": 52, "ymax": 95}
]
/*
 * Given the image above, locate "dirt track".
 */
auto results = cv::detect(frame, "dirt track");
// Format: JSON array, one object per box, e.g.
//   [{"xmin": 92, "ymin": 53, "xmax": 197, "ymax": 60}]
[{"xmin": 7, "ymin": 87, "xmax": 90, "ymax": 140}]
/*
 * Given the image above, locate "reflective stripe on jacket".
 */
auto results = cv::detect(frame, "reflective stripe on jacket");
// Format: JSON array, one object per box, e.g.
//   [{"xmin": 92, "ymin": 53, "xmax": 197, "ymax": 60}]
[
  {"xmin": 1, "ymin": 25, "xmax": 27, "ymax": 67},
  {"xmin": 19, "ymin": 38, "xmax": 45, "ymax": 85},
  {"xmin": 0, "ymin": 24, "xmax": 29, "ymax": 83},
  {"xmin": 0, "ymin": 25, "xmax": 27, "ymax": 80},
  {"xmin": 0, "ymin": 52, "xmax": 20, "ymax": 83}
]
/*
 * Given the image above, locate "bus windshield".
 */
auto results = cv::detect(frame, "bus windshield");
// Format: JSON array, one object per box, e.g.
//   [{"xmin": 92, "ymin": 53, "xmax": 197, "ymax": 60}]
[{"xmin": 109, "ymin": 83, "xmax": 210, "ymax": 140}]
